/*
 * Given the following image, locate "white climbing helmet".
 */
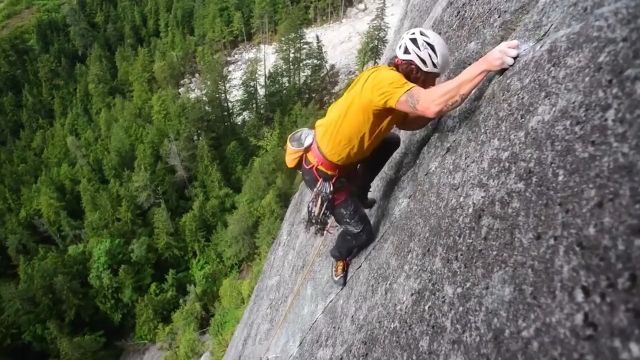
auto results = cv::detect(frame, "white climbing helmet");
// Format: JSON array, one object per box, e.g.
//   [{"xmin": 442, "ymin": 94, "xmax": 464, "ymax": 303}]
[{"xmin": 395, "ymin": 28, "xmax": 449, "ymax": 74}]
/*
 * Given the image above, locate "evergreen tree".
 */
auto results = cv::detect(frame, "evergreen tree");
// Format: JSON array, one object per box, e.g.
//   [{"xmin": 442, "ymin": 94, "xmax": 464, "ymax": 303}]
[
  {"xmin": 0, "ymin": 0, "xmax": 347, "ymax": 357},
  {"xmin": 86, "ymin": 44, "xmax": 114, "ymax": 115},
  {"xmin": 198, "ymin": 49, "xmax": 233, "ymax": 129},
  {"xmin": 64, "ymin": 3, "xmax": 95, "ymax": 55},
  {"xmin": 356, "ymin": 0, "xmax": 388, "ymax": 71},
  {"xmin": 237, "ymin": 56, "xmax": 262, "ymax": 123},
  {"xmin": 302, "ymin": 35, "xmax": 339, "ymax": 108},
  {"xmin": 252, "ymin": 0, "xmax": 276, "ymax": 40},
  {"xmin": 130, "ymin": 47, "xmax": 154, "ymax": 111}
]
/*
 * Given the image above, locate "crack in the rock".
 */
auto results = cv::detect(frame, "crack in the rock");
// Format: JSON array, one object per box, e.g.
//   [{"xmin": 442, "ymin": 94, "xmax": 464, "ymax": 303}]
[
  {"xmin": 286, "ymin": 208, "xmax": 401, "ymax": 359},
  {"xmin": 287, "ymin": 286, "xmax": 344, "ymax": 360}
]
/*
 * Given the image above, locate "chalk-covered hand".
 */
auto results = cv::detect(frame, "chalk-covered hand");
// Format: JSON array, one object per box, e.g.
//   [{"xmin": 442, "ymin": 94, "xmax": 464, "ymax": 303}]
[{"xmin": 482, "ymin": 40, "xmax": 520, "ymax": 71}]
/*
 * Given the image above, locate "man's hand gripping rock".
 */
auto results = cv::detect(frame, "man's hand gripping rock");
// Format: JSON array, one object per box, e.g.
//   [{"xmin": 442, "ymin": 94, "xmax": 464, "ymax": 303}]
[{"xmin": 482, "ymin": 40, "xmax": 521, "ymax": 71}]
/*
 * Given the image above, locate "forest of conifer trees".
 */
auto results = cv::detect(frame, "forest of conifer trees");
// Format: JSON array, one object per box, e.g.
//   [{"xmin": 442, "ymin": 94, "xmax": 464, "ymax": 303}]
[{"xmin": 0, "ymin": 0, "xmax": 344, "ymax": 358}]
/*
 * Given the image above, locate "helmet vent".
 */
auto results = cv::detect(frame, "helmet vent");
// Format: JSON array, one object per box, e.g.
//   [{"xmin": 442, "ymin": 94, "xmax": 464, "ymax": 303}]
[
  {"xmin": 428, "ymin": 53, "xmax": 438, "ymax": 69},
  {"xmin": 409, "ymin": 38, "xmax": 419, "ymax": 48},
  {"xmin": 426, "ymin": 42, "xmax": 436, "ymax": 54}
]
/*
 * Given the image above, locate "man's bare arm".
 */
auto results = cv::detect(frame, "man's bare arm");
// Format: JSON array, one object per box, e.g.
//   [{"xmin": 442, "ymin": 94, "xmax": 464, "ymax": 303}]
[
  {"xmin": 395, "ymin": 40, "xmax": 520, "ymax": 119},
  {"xmin": 396, "ymin": 62, "xmax": 489, "ymax": 118}
]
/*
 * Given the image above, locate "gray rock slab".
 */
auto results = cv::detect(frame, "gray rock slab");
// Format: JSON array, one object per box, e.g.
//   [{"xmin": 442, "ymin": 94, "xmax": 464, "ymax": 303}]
[{"xmin": 225, "ymin": 0, "xmax": 640, "ymax": 359}]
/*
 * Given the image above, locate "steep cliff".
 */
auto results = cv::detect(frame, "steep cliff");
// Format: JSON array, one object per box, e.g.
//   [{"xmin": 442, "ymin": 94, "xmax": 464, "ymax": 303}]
[{"xmin": 225, "ymin": 0, "xmax": 640, "ymax": 358}]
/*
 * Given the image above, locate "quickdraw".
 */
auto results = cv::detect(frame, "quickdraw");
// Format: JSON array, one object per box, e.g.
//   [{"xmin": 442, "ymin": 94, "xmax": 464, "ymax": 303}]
[{"xmin": 305, "ymin": 178, "xmax": 333, "ymax": 235}]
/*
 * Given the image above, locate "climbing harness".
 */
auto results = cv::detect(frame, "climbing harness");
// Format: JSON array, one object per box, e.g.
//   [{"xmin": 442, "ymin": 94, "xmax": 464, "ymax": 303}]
[
  {"xmin": 284, "ymin": 128, "xmax": 340, "ymax": 234},
  {"xmin": 302, "ymin": 141, "xmax": 345, "ymax": 235}
]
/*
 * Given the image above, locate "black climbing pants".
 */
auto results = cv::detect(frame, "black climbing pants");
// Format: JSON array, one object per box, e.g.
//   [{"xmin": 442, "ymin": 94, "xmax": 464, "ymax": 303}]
[{"xmin": 301, "ymin": 132, "xmax": 400, "ymax": 260}]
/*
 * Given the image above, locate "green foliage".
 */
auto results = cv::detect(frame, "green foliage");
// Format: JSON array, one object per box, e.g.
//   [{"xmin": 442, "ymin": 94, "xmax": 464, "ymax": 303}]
[
  {"xmin": 252, "ymin": 0, "xmax": 277, "ymax": 39},
  {"xmin": 157, "ymin": 287, "xmax": 205, "ymax": 360},
  {"xmin": 356, "ymin": 0, "xmax": 388, "ymax": 71},
  {"xmin": 189, "ymin": 251, "xmax": 224, "ymax": 310},
  {"xmin": 208, "ymin": 275, "xmax": 249, "ymax": 359},
  {"xmin": 0, "ymin": 0, "xmax": 34, "ymax": 26},
  {"xmin": 0, "ymin": 0, "xmax": 340, "ymax": 358},
  {"xmin": 276, "ymin": 3, "xmax": 309, "ymax": 38},
  {"xmin": 237, "ymin": 56, "xmax": 262, "ymax": 137},
  {"xmin": 307, "ymin": 0, "xmax": 348, "ymax": 24},
  {"xmin": 64, "ymin": 2, "xmax": 95, "ymax": 55},
  {"xmin": 303, "ymin": 35, "xmax": 340, "ymax": 108},
  {"xmin": 152, "ymin": 203, "xmax": 182, "ymax": 261},
  {"xmin": 153, "ymin": 47, "xmax": 183, "ymax": 89},
  {"xmin": 56, "ymin": 331, "xmax": 111, "ymax": 360},
  {"xmin": 134, "ymin": 273, "xmax": 181, "ymax": 341},
  {"xmin": 11, "ymin": 247, "xmax": 104, "ymax": 356},
  {"xmin": 197, "ymin": 48, "xmax": 233, "ymax": 126},
  {"xmin": 131, "ymin": 47, "xmax": 154, "ymax": 110},
  {"xmin": 88, "ymin": 238, "xmax": 128, "ymax": 322}
]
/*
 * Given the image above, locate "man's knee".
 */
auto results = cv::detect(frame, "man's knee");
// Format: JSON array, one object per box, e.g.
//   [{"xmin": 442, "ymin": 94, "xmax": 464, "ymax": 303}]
[{"xmin": 355, "ymin": 221, "xmax": 374, "ymax": 248}]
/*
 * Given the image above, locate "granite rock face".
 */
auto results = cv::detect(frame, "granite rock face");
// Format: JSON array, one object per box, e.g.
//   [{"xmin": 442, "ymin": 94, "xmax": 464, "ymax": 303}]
[{"xmin": 224, "ymin": 0, "xmax": 640, "ymax": 359}]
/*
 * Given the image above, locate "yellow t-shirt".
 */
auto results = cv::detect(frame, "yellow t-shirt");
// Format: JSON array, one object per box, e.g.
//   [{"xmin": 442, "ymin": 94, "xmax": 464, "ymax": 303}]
[{"xmin": 314, "ymin": 66, "xmax": 415, "ymax": 165}]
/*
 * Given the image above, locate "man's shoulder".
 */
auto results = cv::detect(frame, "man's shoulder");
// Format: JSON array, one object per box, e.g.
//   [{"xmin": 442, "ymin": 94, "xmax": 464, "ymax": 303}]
[
  {"xmin": 361, "ymin": 65, "xmax": 397, "ymax": 76},
  {"xmin": 360, "ymin": 65, "xmax": 416, "ymax": 108},
  {"xmin": 358, "ymin": 65, "xmax": 405, "ymax": 86}
]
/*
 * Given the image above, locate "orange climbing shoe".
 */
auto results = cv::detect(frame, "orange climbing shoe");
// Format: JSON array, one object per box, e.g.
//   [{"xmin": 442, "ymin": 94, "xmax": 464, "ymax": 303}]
[{"xmin": 332, "ymin": 259, "xmax": 349, "ymax": 286}]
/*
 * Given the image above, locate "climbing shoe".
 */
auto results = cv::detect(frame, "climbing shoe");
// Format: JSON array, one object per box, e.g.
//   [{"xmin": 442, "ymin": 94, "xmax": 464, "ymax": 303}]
[{"xmin": 332, "ymin": 259, "xmax": 349, "ymax": 286}]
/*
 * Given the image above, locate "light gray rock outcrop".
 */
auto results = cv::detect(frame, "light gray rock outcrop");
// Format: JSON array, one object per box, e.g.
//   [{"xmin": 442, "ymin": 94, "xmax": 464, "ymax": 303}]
[{"xmin": 225, "ymin": 0, "xmax": 640, "ymax": 358}]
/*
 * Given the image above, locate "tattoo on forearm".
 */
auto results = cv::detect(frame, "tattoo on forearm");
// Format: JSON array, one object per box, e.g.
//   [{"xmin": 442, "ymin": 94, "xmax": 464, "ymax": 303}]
[
  {"xmin": 442, "ymin": 94, "xmax": 465, "ymax": 113},
  {"xmin": 407, "ymin": 90, "xmax": 419, "ymax": 112}
]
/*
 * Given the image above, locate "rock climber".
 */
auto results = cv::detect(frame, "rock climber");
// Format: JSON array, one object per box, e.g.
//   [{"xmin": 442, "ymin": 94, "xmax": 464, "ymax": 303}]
[{"xmin": 296, "ymin": 28, "xmax": 520, "ymax": 285}]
